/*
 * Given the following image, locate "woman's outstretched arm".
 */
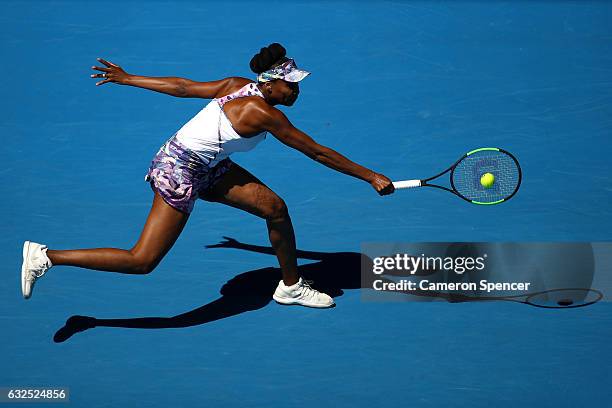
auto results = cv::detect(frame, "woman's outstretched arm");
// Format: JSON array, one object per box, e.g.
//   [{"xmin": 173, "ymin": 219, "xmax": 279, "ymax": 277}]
[
  {"xmin": 90, "ymin": 57, "xmax": 237, "ymax": 98},
  {"xmin": 259, "ymin": 104, "xmax": 395, "ymax": 196}
]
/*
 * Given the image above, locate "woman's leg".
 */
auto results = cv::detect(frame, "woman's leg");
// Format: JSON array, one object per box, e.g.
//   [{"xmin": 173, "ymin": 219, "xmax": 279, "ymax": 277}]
[
  {"xmin": 201, "ymin": 163, "xmax": 299, "ymax": 286},
  {"xmin": 46, "ymin": 191, "xmax": 189, "ymax": 274}
]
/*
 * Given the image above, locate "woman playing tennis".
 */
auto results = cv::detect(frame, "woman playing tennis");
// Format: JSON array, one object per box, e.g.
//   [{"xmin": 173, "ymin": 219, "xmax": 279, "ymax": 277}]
[{"xmin": 21, "ymin": 43, "xmax": 395, "ymax": 308}]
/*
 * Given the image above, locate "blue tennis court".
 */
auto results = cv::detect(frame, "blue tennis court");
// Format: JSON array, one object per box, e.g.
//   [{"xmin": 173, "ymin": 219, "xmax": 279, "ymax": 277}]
[{"xmin": 2, "ymin": 1, "xmax": 611, "ymax": 406}]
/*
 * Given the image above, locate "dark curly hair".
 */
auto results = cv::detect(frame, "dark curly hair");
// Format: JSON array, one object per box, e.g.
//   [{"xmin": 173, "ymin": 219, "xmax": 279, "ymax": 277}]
[{"xmin": 249, "ymin": 43, "xmax": 289, "ymax": 74}]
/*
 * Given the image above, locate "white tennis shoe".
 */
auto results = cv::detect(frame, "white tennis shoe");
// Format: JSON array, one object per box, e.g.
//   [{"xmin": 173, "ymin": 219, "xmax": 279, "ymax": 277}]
[
  {"xmin": 21, "ymin": 241, "xmax": 53, "ymax": 299},
  {"xmin": 273, "ymin": 277, "xmax": 335, "ymax": 308}
]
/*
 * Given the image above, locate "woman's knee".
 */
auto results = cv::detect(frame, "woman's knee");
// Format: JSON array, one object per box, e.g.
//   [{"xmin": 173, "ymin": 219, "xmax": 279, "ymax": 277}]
[
  {"xmin": 128, "ymin": 250, "xmax": 162, "ymax": 275},
  {"xmin": 262, "ymin": 196, "xmax": 289, "ymax": 222}
]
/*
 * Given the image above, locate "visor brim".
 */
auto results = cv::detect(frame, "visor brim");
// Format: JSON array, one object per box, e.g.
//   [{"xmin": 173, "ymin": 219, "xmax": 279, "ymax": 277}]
[{"xmin": 284, "ymin": 69, "xmax": 310, "ymax": 82}]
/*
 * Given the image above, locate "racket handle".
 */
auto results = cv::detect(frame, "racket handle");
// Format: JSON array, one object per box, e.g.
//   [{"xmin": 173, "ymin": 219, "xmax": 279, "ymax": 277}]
[{"xmin": 392, "ymin": 179, "xmax": 422, "ymax": 189}]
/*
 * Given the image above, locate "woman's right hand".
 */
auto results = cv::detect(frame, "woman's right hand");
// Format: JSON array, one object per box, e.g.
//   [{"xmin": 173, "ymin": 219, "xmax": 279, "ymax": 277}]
[
  {"xmin": 90, "ymin": 58, "xmax": 130, "ymax": 86},
  {"xmin": 370, "ymin": 172, "xmax": 395, "ymax": 196}
]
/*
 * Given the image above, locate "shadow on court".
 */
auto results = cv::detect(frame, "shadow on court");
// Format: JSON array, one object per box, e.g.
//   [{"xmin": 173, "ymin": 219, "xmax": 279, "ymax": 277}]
[
  {"xmin": 53, "ymin": 240, "xmax": 602, "ymax": 342},
  {"xmin": 53, "ymin": 237, "xmax": 370, "ymax": 343}
]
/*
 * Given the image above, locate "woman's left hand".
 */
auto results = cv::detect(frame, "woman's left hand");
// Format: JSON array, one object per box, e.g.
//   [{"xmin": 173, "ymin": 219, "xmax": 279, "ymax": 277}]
[
  {"xmin": 370, "ymin": 173, "xmax": 395, "ymax": 196},
  {"xmin": 90, "ymin": 58, "xmax": 130, "ymax": 86}
]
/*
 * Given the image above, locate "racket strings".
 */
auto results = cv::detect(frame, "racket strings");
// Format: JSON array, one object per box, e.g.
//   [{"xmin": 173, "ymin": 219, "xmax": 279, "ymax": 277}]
[{"xmin": 452, "ymin": 150, "xmax": 520, "ymax": 203}]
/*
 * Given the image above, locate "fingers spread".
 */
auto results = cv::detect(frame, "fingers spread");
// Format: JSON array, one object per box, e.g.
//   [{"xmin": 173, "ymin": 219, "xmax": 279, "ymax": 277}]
[{"xmin": 95, "ymin": 78, "xmax": 111, "ymax": 86}]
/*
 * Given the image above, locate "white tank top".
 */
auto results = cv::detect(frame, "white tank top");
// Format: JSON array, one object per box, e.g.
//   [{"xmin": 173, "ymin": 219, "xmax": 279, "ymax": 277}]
[{"xmin": 174, "ymin": 82, "xmax": 267, "ymax": 167}]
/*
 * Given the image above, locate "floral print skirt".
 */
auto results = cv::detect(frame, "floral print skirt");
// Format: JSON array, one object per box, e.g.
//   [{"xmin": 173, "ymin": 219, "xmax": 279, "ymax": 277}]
[{"xmin": 144, "ymin": 136, "xmax": 233, "ymax": 214}]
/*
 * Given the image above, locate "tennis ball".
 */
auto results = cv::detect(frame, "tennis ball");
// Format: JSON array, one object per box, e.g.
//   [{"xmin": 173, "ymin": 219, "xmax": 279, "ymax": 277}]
[{"xmin": 480, "ymin": 172, "xmax": 495, "ymax": 188}]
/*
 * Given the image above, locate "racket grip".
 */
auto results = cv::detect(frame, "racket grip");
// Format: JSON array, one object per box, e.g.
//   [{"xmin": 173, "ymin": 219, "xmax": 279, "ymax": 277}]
[{"xmin": 392, "ymin": 180, "xmax": 422, "ymax": 189}]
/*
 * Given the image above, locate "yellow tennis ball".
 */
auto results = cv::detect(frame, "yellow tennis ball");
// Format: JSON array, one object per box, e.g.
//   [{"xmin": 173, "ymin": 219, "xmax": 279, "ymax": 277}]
[{"xmin": 480, "ymin": 172, "xmax": 495, "ymax": 188}]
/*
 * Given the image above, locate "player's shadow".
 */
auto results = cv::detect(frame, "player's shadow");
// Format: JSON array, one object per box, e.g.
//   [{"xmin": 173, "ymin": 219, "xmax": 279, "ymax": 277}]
[{"xmin": 53, "ymin": 237, "xmax": 375, "ymax": 343}]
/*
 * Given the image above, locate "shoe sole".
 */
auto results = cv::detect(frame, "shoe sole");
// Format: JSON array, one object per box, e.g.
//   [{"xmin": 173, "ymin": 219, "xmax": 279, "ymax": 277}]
[
  {"xmin": 21, "ymin": 241, "xmax": 31, "ymax": 299},
  {"xmin": 272, "ymin": 294, "xmax": 335, "ymax": 309}
]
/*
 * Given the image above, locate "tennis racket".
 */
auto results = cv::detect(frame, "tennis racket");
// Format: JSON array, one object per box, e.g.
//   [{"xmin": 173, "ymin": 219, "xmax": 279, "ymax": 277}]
[{"xmin": 392, "ymin": 147, "xmax": 522, "ymax": 205}]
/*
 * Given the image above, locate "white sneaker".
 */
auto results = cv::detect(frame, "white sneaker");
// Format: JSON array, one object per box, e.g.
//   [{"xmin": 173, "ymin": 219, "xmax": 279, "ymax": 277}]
[
  {"xmin": 273, "ymin": 277, "xmax": 335, "ymax": 308},
  {"xmin": 21, "ymin": 241, "xmax": 53, "ymax": 299}
]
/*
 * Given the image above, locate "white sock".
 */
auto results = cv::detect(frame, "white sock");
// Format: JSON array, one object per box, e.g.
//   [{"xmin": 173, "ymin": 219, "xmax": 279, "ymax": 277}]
[
  {"xmin": 283, "ymin": 278, "xmax": 302, "ymax": 289},
  {"xmin": 41, "ymin": 246, "xmax": 53, "ymax": 268}
]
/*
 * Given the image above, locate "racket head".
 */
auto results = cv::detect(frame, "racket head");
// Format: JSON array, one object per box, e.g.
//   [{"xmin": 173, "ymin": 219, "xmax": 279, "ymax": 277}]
[{"xmin": 450, "ymin": 148, "xmax": 522, "ymax": 205}]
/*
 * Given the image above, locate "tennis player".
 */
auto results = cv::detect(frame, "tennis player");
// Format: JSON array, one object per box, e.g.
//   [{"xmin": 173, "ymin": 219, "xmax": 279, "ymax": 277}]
[{"xmin": 21, "ymin": 43, "xmax": 395, "ymax": 308}]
